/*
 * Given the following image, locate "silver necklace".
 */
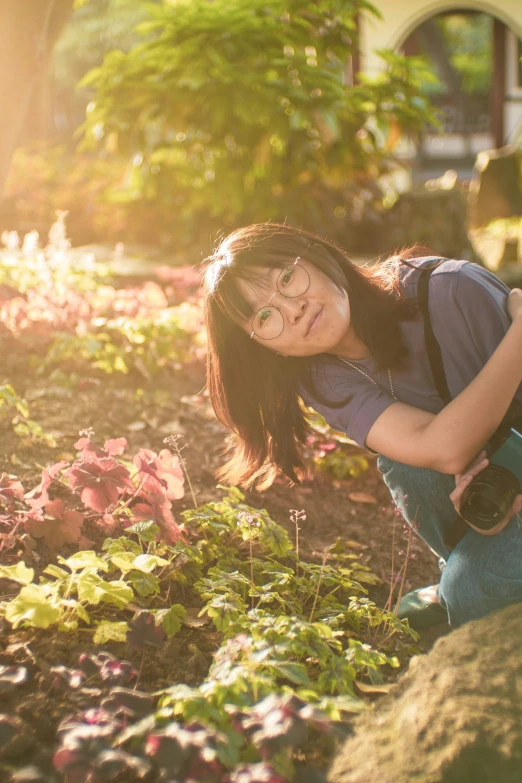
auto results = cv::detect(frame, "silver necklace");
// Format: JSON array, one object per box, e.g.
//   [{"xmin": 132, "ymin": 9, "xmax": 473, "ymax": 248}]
[{"xmin": 337, "ymin": 356, "xmax": 397, "ymax": 401}]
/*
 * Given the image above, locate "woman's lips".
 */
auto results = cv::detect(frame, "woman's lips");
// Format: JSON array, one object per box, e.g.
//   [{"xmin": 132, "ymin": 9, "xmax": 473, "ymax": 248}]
[{"xmin": 306, "ymin": 306, "xmax": 324, "ymax": 337}]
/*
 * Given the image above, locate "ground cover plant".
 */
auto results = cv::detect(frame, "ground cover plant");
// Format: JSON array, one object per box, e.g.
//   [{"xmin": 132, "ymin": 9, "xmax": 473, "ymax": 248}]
[
  {"xmin": 0, "ymin": 224, "xmax": 439, "ymax": 782},
  {"xmin": 0, "ymin": 214, "xmax": 206, "ymax": 382}
]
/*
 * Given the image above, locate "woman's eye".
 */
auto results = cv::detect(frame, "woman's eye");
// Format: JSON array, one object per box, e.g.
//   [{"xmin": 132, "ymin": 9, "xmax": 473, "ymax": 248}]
[
  {"xmin": 280, "ymin": 269, "xmax": 294, "ymax": 287},
  {"xmin": 259, "ymin": 309, "xmax": 271, "ymax": 326}
]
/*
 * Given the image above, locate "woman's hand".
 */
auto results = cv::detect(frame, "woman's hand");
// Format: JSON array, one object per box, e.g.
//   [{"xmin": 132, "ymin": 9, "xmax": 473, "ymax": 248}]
[
  {"xmin": 507, "ymin": 288, "xmax": 522, "ymax": 322},
  {"xmin": 450, "ymin": 449, "xmax": 522, "ymax": 523}
]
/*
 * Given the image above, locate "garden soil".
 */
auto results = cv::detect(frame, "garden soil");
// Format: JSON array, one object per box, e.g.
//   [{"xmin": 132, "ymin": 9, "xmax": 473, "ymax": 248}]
[{"xmin": 0, "ymin": 348, "xmax": 445, "ymax": 778}]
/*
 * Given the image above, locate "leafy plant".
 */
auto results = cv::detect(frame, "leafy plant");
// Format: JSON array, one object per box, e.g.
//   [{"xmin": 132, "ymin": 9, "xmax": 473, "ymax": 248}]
[
  {"xmin": 0, "ymin": 215, "xmax": 205, "ymax": 380},
  {"xmin": 305, "ymin": 411, "xmax": 369, "ymax": 481},
  {"xmin": 1, "ymin": 449, "xmax": 417, "ymax": 780},
  {"xmin": 80, "ymin": 0, "xmax": 437, "ymax": 255},
  {"xmin": 0, "ymin": 383, "xmax": 56, "ymax": 446}
]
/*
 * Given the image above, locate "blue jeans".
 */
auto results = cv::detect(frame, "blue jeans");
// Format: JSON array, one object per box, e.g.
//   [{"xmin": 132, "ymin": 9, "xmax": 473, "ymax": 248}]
[{"xmin": 377, "ymin": 456, "xmax": 522, "ymax": 628}]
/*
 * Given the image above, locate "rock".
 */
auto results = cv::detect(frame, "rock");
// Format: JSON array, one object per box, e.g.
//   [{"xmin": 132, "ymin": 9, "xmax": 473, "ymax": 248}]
[
  {"xmin": 328, "ymin": 603, "xmax": 522, "ymax": 783},
  {"xmin": 468, "ymin": 146, "xmax": 522, "ymax": 231},
  {"xmin": 468, "ymin": 146, "xmax": 522, "ymax": 270}
]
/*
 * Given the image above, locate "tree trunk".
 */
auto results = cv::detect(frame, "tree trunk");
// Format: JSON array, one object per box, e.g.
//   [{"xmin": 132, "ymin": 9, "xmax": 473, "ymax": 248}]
[{"xmin": 0, "ymin": 0, "xmax": 74, "ymax": 197}]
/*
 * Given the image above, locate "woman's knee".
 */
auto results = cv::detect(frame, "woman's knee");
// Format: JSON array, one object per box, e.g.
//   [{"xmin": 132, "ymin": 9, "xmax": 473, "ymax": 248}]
[{"xmin": 439, "ymin": 526, "xmax": 522, "ymax": 627}]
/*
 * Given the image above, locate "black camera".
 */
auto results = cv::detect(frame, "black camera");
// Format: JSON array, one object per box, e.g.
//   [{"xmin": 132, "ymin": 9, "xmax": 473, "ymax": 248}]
[{"xmin": 460, "ymin": 410, "xmax": 522, "ymax": 534}]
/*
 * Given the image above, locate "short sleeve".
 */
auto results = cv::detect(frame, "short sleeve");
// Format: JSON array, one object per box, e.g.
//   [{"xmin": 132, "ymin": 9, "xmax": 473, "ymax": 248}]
[
  {"xmin": 429, "ymin": 261, "xmax": 522, "ymax": 402},
  {"xmin": 299, "ymin": 366, "xmax": 396, "ymax": 448}
]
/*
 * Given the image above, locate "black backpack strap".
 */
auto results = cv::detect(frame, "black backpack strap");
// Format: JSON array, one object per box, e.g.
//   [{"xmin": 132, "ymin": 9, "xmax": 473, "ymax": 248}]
[{"xmin": 417, "ymin": 264, "xmax": 452, "ymax": 407}]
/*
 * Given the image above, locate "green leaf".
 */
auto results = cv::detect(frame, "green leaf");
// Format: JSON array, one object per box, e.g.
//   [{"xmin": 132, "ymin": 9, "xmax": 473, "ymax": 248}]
[
  {"xmin": 128, "ymin": 571, "xmax": 160, "ymax": 598},
  {"xmin": 110, "ymin": 553, "xmax": 136, "ymax": 573},
  {"xmin": 43, "ymin": 564, "xmax": 70, "ymax": 581},
  {"xmin": 217, "ymin": 485, "xmax": 245, "ymax": 502},
  {"xmin": 59, "ymin": 619, "xmax": 78, "ymax": 631},
  {"xmin": 133, "ymin": 554, "xmax": 169, "ymax": 573},
  {"xmin": 59, "ymin": 551, "xmax": 109, "ymax": 572},
  {"xmin": 102, "ymin": 537, "xmax": 142, "ymax": 556},
  {"xmin": 75, "ymin": 603, "xmax": 91, "ymax": 625},
  {"xmin": 265, "ymin": 661, "xmax": 311, "ymax": 686},
  {"xmin": 94, "ymin": 620, "xmax": 129, "ymax": 644},
  {"xmin": 317, "ymin": 694, "xmax": 367, "ymax": 715},
  {"xmin": 127, "ymin": 520, "xmax": 160, "ymax": 541},
  {"xmin": 156, "ymin": 604, "xmax": 186, "ymax": 637},
  {"xmin": 5, "ymin": 584, "xmax": 61, "ymax": 629},
  {"xmin": 110, "ymin": 553, "xmax": 168, "ymax": 574},
  {"xmin": 77, "ymin": 573, "xmax": 133, "ymax": 608},
  {"xmin": 215, "ymin": 728, "xmax": 243, "ymax": 767},
  {"xmin": 0, "ymin": 562, "xmax": 34, "ymax": 585}
]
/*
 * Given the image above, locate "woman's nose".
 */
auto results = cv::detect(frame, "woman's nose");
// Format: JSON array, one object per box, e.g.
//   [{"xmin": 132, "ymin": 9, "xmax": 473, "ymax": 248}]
[{"xmin": 276, "ymin": 294, "xmax": 306, "ymax": 324}]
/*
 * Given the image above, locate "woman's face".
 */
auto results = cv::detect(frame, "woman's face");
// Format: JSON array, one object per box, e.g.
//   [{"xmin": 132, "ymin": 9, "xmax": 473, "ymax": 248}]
[{"xmin": 236, "ymin": 258, "xmax": 359, "ymax": 357}]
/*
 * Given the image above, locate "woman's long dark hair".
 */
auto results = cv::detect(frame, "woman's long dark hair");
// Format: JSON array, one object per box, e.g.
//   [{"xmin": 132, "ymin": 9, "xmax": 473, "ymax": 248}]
[{"xmin": 203, "ymin": 222, "xmax": 420, "ymax": 490}]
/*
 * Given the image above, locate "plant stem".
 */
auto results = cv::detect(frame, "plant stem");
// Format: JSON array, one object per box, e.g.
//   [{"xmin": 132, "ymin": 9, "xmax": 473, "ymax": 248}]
[
  {"xmin": 309, "ymin": 549, "xmax": 328, "ymax": 623},
  {"xmin": 249, "ymin": 535, "xmax": 254, "ymax": 610},
  {"xmin": 375, "ymin": 512, "xmax": 416, "ymax": 647},
  {"xmin": 134, "ymin": 650, "xmax": 145, "ymax": 690},
  {"xmin": 165, "ymin": 434, "xmax": 198, "ymax": 509}
]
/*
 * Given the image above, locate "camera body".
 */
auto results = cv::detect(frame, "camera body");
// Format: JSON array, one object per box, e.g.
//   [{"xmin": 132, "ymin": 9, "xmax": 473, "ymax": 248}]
[{"xmin": 460, "ymin": 414, "xmax": 522, "ymax": 533}]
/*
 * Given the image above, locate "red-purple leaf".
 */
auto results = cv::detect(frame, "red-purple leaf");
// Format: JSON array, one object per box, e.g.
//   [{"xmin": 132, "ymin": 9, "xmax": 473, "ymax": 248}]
[
  {"xmin": 0, "ymin": 665, "xmax": 29, "ymax": 692},
  {"xmin": 131, "ymin": 493, "xmax": 185, "ymax": 544},
  {"xmin": 133, "ymin": 449, "xmax": 167, "ymax": 496},
  {"xmin": 100, "ymin": 687, "xmax": 153, "ymax": 717},
  {"xmin": 50, "ymin": 666, "xmax": 86, "ymax": 691},
  {"xmin": 25, "ymin": 498, "xmax": 84, "ymax": 548},
  {"xmin": 74, "ymin": 437, "xmax": 105, "ymax": 458},
  {"xmin": 229, "ymin": 763, "xmax": 288, "ymax": 783},
  {"xmin": 65, "ymin": 458, "xmax": 133, "ymax": 513},
  {"xmin": 24, "ymin": 461, "xmax": 69, "ymax": 510},
  {"xmin": 133, "ymin": 448, "xmax": 184, "ymax": 502},
  {"xmin": 103, "ymin": 438, "xmax": 127, "ymax": 456},
  {"xmin": 98, "ymin": 660, "xmax": 137, "ymax": 686},
  {"xmin": 156, "ymin": 449, "xmax": 185, "ymax": 500},
  {"xmin": 127, "ymin": 612, "xmax": 165, "ymax": 651},
  {"xmin": 0, "ymin": 473, "xmax": 24, "ymax": 505}
]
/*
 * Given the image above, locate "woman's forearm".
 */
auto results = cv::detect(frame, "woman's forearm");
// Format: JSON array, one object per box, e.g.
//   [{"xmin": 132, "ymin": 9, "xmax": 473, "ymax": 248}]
[{"xmin": 426, "ymin": 316, "xmax": 522, "ymax": 473}]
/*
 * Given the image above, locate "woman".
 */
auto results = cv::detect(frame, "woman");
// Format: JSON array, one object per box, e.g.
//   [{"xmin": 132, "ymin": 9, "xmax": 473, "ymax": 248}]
[{"xmin": 202, "ymin": 222, "xmax": 522, "ymax": 629}]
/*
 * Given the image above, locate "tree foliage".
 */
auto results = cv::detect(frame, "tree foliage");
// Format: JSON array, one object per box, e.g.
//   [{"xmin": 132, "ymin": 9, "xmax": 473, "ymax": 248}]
[{"xmin": 81, "ymin": 0, "xmax": 436, "ymax": 253}]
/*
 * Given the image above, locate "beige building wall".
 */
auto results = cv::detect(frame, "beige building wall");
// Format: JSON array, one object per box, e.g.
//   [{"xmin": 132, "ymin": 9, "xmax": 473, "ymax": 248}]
[
  {"xmin": 359, "ymin": 0, "xmax": 522, "ymax": 148},
  {"xmin": 360, "ymin": 0, "xmax": 522, "ymax": 75}
]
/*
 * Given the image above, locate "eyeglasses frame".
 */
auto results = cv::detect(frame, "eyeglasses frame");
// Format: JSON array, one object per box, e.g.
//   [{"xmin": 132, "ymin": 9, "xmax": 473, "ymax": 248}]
[{"xmin": 249, "ymin": 257, "xmax": 310, "ymax": 340}]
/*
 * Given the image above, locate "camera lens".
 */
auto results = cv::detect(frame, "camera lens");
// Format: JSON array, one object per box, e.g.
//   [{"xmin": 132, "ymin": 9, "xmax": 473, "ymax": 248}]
[{"xmin": 460, "ymin": 465, "xmax": 519, "ymax": 531}]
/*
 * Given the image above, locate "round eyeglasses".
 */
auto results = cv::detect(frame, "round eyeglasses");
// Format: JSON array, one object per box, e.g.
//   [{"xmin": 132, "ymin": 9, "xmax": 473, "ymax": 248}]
[{"xmin": 249, "ymin": 258, "xmax": 310, "ymax": 340}]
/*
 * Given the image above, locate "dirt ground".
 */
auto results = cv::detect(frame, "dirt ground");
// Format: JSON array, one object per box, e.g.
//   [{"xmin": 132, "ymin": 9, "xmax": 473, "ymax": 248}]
[
  {"xmin": 0, "ymin": 347, "xmax": 443, "ymax": 626},
  {"xmin": 0, "ymin": 343, "xmax": 452, "ymax": 778}
]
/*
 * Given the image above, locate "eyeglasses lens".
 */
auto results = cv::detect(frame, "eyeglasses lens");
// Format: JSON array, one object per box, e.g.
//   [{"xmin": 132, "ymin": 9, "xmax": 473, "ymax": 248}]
[{"xmin": 252, "ymin": 263, "xmax": 310, "ymax": 340}]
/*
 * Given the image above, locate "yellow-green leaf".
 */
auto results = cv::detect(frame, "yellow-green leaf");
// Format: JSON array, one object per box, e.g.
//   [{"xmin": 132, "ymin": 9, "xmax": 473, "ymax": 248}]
[
  {"xmin": 77, "ymin": 573, "xmax": 133, "ymax": 608},
  {"xmin": 0, "ymin": 562, "xmax": 34, "ymax": 585},
  {"xmin": 133, "ymin": 554, "xmax": 169, "ymax": 573},
  {"xmin": 94, "ymin": 620, "xmax": 129, "ymax": 644},
  {"xmin": 110, "ymin": 553, "xmax": 136, "ymax": 573},
  {"xmin": 43, "ymin": 564, "xmax": 69, "ymax": 581},
  {"xmin": 5, "ymin": 584, "xmax": 61, "ymax": 629},
  {"xmin": 59, "ymin": 551, "xmax": 109, "ymax": 572}
]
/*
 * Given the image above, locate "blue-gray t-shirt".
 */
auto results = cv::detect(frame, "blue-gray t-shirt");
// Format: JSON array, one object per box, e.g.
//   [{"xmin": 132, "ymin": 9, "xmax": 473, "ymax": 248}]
[{"xmin": 300, "ymin": 257, "xmax": 522, "ymax": 448}]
